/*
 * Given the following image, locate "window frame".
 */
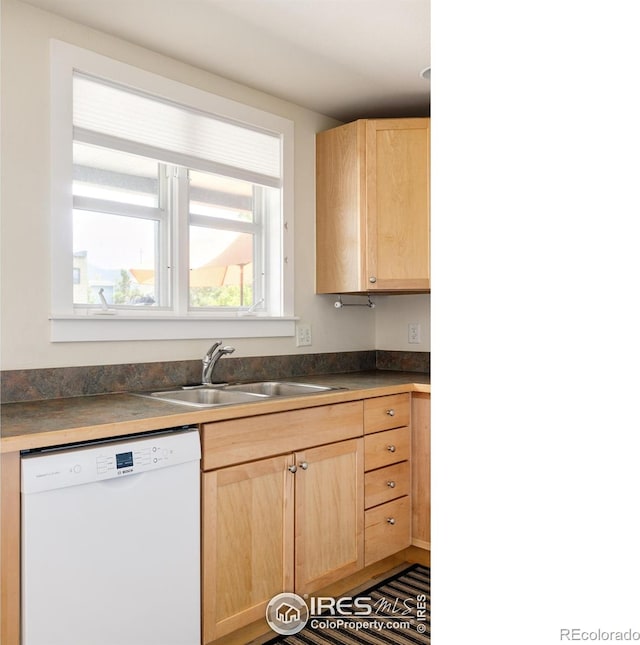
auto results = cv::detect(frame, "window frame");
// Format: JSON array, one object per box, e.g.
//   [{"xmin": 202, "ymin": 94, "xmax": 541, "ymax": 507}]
[{"xmin": 49, "ymin": 40, "xmax": 295, "ymax": 342}]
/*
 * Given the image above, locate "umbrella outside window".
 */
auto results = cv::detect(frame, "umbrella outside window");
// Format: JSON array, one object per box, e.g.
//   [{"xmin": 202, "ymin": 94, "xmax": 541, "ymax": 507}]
[
  {"xmin": 189, "ymin": 233, "xmax": 254, "ymax": 306},
  {"xmin": 129, "ymin": 232, "xmax": 254, "ymax": 307}
]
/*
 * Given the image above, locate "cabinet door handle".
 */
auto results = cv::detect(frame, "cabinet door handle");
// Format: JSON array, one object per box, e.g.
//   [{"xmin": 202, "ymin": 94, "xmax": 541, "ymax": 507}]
[
  {"xmin": 299, "ymin": 461, "xmax": 309, "ymax": 470},
  {"xmin": 369, "ymin": 276, "xmax": 377, "ymax": 284},
  {"xmin": 387, "ymin": 480, "xmax": 396, "ymax": 488},
  {"xmin": 387, "ymin": 445, "xmax": 396, "ymax": 453},
  {"xmin": 288, "ymin": 465, "xmax": 297, "ymax": 473},
  {"xmin": 387, "ymin": 517, "xmax": 396, "ymax": 525},
  {"xmin": 386, "ymin": 408, "xmax": 395, "ymax": 417}
]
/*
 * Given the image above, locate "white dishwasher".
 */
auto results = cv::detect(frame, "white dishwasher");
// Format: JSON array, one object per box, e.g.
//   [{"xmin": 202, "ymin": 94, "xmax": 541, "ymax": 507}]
[{"xmin": 21, "ymin": 427, "xmax": 201, "ymax": 645}]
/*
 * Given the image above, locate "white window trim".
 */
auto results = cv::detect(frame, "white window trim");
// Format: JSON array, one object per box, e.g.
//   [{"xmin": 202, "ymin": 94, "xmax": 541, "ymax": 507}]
[
  {"xmin": 49, "ymin": 40, "xmax": 295, "ymax": 342},
  {"xmin": 49, "ymin": 315, "xmax": 298, "ymax": 342}
]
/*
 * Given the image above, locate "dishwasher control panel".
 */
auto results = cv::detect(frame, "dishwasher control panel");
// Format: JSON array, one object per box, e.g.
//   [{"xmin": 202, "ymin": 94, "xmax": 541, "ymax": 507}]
[
  {"xmin": 95, "ymin": 443, "xmax": 171, "ymax": 477},
  {"xmin": 21, "ymin": 428, "xmax": 201, "ymax": 494}
]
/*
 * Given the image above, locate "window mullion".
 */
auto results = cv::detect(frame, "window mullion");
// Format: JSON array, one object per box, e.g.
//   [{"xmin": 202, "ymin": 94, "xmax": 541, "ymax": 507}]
[
  {"xmin": 171, "ymin": 166, "xmax": 190, "ymax": 315},
  {"xmin": 252, "ymin": 186, "xmax": 265, "ymax": 311},
  {"xmin": 156, "ymin": 165, "xmax": 170, "ymax": 308}
]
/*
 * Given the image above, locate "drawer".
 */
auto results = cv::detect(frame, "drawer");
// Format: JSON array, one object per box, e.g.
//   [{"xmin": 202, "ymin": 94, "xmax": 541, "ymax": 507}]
[
  {"xmin": 201, "ymin": 401, "xmax": 363, "ymax": 470},
  {"xmin": 364, "ymin": 394, "xmax": 410, "ymax": 435},
  {"xmin": 365, "ymin": 461, "xmax": 410, "ymax": 509},
  {"xmin": 364, "ymin": 427, "xmax": 410, "ymax": 471},
  {"xmin": 364, "ymin": 496, "xmax": 411, "ymax": 566}
]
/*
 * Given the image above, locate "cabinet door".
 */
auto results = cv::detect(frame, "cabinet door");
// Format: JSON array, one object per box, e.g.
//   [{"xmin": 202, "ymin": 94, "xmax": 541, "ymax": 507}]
[
  {"xmin": 202, "ymin": 454, "xmax": 294, "ymax": 643},
  {"xmin": 366, "ymin": 118, "xmax": 430, "ymax": 291},
  {"xmin": 411, "ymin": 392, "xmax": 431, "ymax": 548},
  {"xmin": 316, "ymin": 120, "xmax": 367, "ymax": 294},
  {"xmin": 294, "ymin": 438, "xmax": 364, "ymax": 595}
]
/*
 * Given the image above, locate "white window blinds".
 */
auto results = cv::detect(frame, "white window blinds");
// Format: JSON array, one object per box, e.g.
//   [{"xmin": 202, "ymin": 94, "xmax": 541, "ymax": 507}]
[{"xmin": 73, "ymin": 73, "xmax": 282, "ymax": 187}]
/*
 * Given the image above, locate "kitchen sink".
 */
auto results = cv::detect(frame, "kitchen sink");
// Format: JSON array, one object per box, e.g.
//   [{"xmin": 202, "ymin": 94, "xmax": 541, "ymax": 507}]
[
  {"xmin": 136, "ymin": 381, "xmax": 344, "ymax": 407},
  {"xmin": 223, "ymin": 381, "xmax": 339, "ymax": 397},
  {"xmin": 139, "ymin": 388, "xmax": 268, "ymax": 408}
]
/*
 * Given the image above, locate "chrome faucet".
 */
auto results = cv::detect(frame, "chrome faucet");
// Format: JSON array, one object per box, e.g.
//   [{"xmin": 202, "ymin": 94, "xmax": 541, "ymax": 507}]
[{"xmin": 201, "ymin": 341, "xmax": 235, "ymax": 385}]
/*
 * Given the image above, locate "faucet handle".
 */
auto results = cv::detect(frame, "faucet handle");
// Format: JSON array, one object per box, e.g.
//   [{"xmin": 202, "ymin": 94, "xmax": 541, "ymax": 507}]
[{"xmin": 203, "ymin": 341, "xmax": 222, "ymax": 361}]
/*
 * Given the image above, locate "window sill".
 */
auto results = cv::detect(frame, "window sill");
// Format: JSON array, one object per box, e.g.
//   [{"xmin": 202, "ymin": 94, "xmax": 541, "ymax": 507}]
[{"xmin": 50, "ymin": 315, "xmax": 297, "ymax": 342}]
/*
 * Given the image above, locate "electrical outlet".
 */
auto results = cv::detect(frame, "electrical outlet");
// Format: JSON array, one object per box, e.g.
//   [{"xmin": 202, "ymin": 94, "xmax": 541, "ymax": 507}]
[
  {"xmin": 296, "ymin": 323, "xmax": 312, "ymax": 347},
  {"xmin": 408, "ymin": 322, "xmax": 421, "ymax": 344}
]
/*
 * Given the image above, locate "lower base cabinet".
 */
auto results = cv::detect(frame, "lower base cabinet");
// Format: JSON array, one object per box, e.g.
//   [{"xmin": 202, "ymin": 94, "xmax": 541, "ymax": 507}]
[
  {"xmin": 200, "ymin": 392, "xmax": 427, "ymax": 644},
  {"xmin": 201, "ymin": 438, "xmax": 364, "ymax": 644}
]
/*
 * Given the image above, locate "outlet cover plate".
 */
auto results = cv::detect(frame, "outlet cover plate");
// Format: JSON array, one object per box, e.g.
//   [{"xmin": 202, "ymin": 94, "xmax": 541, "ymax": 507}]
[
  {"xmin": 408, "ymin": 322, "xmax": 421, "ymax": 344},
  {"xmin": 296, "ymin": 323, "xmax": 312, "ymax": 347}
]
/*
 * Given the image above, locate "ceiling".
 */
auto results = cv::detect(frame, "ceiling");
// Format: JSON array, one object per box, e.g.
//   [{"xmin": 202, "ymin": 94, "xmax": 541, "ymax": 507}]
[{"xmin": 21, "ymin": 0, "xmax": 430, "ymax": 122}]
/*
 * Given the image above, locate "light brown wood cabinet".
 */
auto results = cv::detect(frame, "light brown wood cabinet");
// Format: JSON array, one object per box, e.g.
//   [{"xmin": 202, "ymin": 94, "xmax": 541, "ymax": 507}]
[
  {"xmin": 362, "ymin": 395, "xmax": 412, "ymax": 565},
  {"xmin": 200, "ymin": 404, "xmax": 364, "ymax": 643},
  {"xmin": 201, "ymin": 454, "xmax": 294, "ymax": 643},
  {"xmin": 363, "ymin": 392, "xmax": 411, "ymax": 434},
  {"xmin": 316, "ymin": 118, "xmax": 430, "ymax": 294},
  {"xmin": 294, "ymin": 439, "xmax": 364, "ymax": 595},
  {"xmin": 365, "ymin": 497, "xmax": 411, "ymax": 565},
  {"xmin": 411, "ymin": 392, "xmax": 431, "ymax": 549}
]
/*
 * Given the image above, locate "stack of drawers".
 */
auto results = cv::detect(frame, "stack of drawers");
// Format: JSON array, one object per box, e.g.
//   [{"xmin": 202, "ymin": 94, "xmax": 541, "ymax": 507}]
[{"xmin": 363, "ymin": 393, "xmax": 411, "ymax": 565}]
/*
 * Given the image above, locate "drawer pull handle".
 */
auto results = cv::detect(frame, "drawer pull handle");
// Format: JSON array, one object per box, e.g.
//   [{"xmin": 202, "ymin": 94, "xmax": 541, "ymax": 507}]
[
  {"xmin": 387, "ymin": 480, "xmax": 396, "ymax": 488},
  {"xmin": 299, "ymin": 461, "xmax": 309, "ymax": 470},
  {"xmin": 288, "ymin": 465, "xmax": 297, "ymax": 473},
  {"xmin": 387, "ymin": 445, "xmax": 396, "ymax": 453},
  {"xmin": 387, "ymin": 518, "xmax": 396, "ymax": 525},
  {"xmin": 386, "ymin": 409, "xmax": 395, "ymax": 417}
]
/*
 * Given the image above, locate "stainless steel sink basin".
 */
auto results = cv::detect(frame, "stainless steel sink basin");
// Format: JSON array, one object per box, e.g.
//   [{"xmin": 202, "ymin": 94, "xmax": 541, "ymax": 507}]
[
  {"xmin": 136, "ymin": 380, "xmax": 344, "ymax": 407},
  {"xmin": 224, "ymin": 381, "xmax": 339, "ymax": 396},
  {"xmin": 140, "ymin": 388, "xmax": 267, "ymax": 408}
]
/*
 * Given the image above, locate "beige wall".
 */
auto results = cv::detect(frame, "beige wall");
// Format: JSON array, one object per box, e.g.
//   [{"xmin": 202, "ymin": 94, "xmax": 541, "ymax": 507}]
[
  {"xmin": 0, "ymin": 0, "xmax": 429, "ymax": 370},
  {"xmin": 375, "ymin": 295, "xmax": 430, "ymax": 352}
]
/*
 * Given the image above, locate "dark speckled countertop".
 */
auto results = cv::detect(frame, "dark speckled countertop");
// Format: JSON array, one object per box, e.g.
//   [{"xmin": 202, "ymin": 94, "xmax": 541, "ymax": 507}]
[{"xmin": 0, "ymin": 371, "xmax": 429, "ymax": 453}]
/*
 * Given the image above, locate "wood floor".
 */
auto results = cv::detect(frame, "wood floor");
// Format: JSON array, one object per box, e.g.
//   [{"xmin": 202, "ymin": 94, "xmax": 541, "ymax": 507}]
[{"xmin": 210, "ymin": 547, "xmax": 430, "ymax": 645}]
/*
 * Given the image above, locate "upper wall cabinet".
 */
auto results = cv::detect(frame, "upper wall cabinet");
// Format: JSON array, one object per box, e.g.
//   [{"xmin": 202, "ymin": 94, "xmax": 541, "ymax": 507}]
[{"xmin": 316, "ymin": 118, "xmax": 430, "ymax": 294}]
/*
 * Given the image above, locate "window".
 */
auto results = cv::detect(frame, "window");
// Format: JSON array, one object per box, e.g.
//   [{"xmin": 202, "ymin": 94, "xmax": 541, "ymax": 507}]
[{"xmin": 50, "ymin": 41, "xmax": 295, "ymax": 342}]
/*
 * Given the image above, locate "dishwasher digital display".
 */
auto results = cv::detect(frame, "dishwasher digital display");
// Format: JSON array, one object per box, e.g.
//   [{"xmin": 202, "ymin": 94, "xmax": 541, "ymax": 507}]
[{"xmin": 116, "ymin": 451, "xmax": 134, "ymax": 469}]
